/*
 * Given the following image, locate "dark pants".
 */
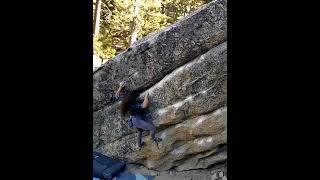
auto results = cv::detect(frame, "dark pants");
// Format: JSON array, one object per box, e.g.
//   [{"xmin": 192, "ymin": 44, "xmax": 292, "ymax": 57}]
[{"xmin": 131, "ymin": 116, "xmax": 157, "ymax": 146}]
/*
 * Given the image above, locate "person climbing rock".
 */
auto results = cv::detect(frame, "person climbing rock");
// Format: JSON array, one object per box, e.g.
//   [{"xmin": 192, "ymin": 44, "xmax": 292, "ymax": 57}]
[{"xmin": 115, "ymin": 81, "xmax": 162, "ymax": 149}]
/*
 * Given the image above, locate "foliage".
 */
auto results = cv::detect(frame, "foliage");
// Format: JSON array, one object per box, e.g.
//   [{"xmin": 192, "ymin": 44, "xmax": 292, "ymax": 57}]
[
  {"xmin": 162, "ymin": 0, "xmax": 210, "ymax": 24},
  {"xmin": 93, "ymin": 0, "xmax": 213, "ymax": 61}
]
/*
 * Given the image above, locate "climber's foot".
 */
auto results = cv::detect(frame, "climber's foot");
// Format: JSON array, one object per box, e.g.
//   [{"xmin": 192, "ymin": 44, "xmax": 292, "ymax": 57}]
[
  {"xmin": 138, "ymin": 142, "xmax": 146, "ymax": 150},
  {"xmin": 154, "ymin": 137, "xmax": 162, "ymax": 143},
  {"xmin": 153, "ymin": 138, "xmax": 162, "ymax": 148}
]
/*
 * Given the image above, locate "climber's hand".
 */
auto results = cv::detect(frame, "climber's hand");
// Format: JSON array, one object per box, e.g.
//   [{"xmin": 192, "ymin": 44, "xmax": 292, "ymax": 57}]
[
  {"xmin": 119, "ymin": 81, "xmax": 126, "ymax": 88},
  {"xmin": 142, "ymin": 92, "xmax": 150, "ymax": 109}
]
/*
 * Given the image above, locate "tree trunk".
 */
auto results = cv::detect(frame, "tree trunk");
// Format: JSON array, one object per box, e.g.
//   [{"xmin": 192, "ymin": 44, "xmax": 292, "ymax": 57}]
[
  {"xmin": 94, "ymin": 0, "xmax": 102, "ymax": 35},
  {"xmin": 129, "ymin": 0, "xmax": 141, "ymax": 46}
]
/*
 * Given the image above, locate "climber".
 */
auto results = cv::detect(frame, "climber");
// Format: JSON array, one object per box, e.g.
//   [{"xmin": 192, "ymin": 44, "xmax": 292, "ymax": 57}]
[{"xmin": 115, "ymin": 81, "xmax": 162, "ymax": 149}]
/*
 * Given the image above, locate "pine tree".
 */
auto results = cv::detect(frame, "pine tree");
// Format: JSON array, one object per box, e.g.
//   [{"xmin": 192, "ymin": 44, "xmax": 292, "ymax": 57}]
[
  {"xmin": 93, "ymin": 0, "xmax": 102, "ymax": 35},
  {"xmin": 93, "ymin": 0, "xmax": 213, "ymax": 61},
  {"xmin": 129, "ymin": 0, "xmax": 142, "ymax": 45}
]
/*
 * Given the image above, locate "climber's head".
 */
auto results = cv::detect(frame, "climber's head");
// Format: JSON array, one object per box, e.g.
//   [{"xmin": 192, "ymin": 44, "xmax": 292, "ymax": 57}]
[{"xmin": 119, "ymin": 90, "xmax": 140, "ymax": 116}]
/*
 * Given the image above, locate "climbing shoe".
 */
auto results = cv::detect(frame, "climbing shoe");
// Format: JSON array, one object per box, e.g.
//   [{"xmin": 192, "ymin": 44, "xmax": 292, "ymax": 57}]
[
  {"xmin": 138, "ymin": 142, "xmax": 146, "ymax": 150},
  {"xmin": 154, "ymin": 137, "xmax": 162, "ymax": 143}
]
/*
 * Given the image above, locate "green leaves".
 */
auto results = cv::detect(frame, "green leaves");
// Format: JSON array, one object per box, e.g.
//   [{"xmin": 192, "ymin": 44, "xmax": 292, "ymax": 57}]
[{"xmin": 94, "ymin": 34, "xmax": 116, "ymax": 59}]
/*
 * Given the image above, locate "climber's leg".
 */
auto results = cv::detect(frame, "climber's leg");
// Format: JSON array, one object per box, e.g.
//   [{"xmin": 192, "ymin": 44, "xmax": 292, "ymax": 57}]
[
  {"xmin": 149, "ymin": 125, "xmax": 161, "ymax": 142},
  {"xmin": 137, "ymin": 128, "xmax": 145, "ymax": 147},
  {"xmin": 148, "ymin": 124, "xmax": 162, "ymax": 148},
  {"xmin": 132, "ymin": 116, "xmax": 162, "ymax": 143},
  {"xmin": 135, "ymin": 118, "xmax": 161, "ymax": 142}
]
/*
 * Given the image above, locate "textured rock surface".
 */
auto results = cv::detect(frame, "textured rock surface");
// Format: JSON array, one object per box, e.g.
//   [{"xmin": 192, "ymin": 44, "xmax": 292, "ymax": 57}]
[
  {"xmin": 101, "ymin": 106, "xmax": 226, "ymax": 170},
  {"xmin": 93, "ymin": 0, "xmax": 227, "ymax": 172},
  {"xmin": 124, "ymin": 162, "xmax": 227, "ymax": 180},
  {"xmin": 93, "ymin": 0, "xmax": 227, "ymax": 112},
  {"xmin": 94, "ymin": 42, "xmax": 226, "ymax": 146},
  {"xmin": 175, "ymin": 145, "xmax": 227, "ymax": 171}
]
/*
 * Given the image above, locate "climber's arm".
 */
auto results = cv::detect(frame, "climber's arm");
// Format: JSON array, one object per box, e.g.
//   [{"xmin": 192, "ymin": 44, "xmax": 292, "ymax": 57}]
[
  {"xmin": 142, "ymin": 93, "xmax": 149, "ymax": 109},
  {"xmin": 115, "ymin": 81, "xmax": 125, "ymax": 98}
]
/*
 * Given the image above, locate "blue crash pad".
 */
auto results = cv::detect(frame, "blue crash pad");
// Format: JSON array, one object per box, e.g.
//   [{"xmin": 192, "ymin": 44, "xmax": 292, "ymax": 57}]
[{"xmin": 93, "ymin": 152, "xmax": 126, "ymax": 180}]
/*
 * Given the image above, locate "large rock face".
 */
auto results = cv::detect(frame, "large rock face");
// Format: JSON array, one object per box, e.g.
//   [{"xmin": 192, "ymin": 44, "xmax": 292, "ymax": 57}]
[{"xmin": 93, "ymin": 0, "xmax": 227, "ymax": 172}]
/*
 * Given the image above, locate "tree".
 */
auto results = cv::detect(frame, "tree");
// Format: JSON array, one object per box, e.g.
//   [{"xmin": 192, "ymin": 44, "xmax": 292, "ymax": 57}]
[
  {"xmin": 94, "ymin": 0, "xmax": 102, "ymax": 35},
  {"xmin": 129, "ymin": 0, "xmax": 142, "ymax": 45},
  {"xmin": 140, "ymin": 0, "xmax": 168, "ymax": 37},
  {"xmin": 162, "ymin": 0, "xmax": 211, "ymax": 24},
  {"xmin": 93, "ymin": 0, "xmax": 213, "ymax": 61}
]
